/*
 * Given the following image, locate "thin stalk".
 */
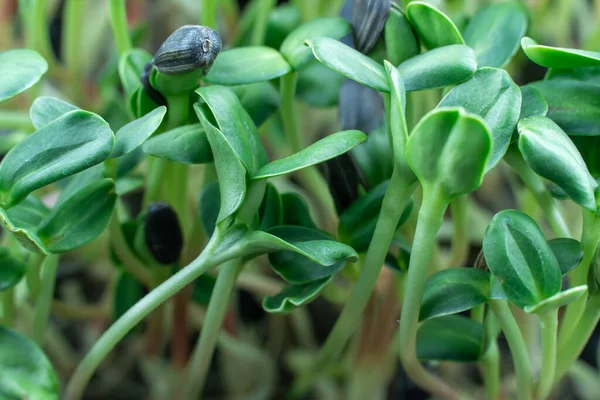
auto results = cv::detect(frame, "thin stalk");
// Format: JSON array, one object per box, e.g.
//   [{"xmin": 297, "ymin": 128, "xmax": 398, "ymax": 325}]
[
  {"xmin": 280, "ymin": 72, "xmax": 338, "ymax": 230},
  {"xmin": 180, "ymin": 259, "xmax": 244, "ymax": 398},
  {"xmin": 558, "ymin": 210, "xmax": 600, "ymax": 348},
  {"xmin": 32, "ymin": 255, "xmax": 59, "ymax": 345},
  {"xmin": 398, "ymin": 186, "xmax": 460, "ymax": 400},
  {"xmin": 447, "ymin": 194, "xmax": 469, "ymax": 268},
  {"xmin": 201, "ymin": 0, "xmax": 218, "ymax": 28},
  {"xmin": 51, "ymin": 300, "xmax": 110, "ymax": 320},
  {"xmin": 489, "ymin": 299, "xmax": 533, "ymax": 400},
  {"xmin": 291, "ymin": 168, "xmax": 415, "ymax": 396},
  {"xmin": 64, "ymin": 231, "xmax": 231, "ymax": 400},
  {"xmin": 536, "ymin": 309, "xmax": 558, "ymax": 400},
  {"xmin": 28, "ymin": 0, "xmax": 56, "ymax": 67},
  {"xmin": 504, "ymin": 148, "xmax": 571, "ymax": 238},
  {"xmin": 63, "ymin": 0, "xmax": 86, "ymax": 104},
  {"xmin": 1, "ymin": 289, "xmax": 15, "ymax": 326},
  {"xmin": 0, "ymin": 110, "xmax": 34, "ymax": 131},
  {"xmin": 482, "ymin": 337, "xmax": 500, "ymax": 400},
  {"xmin": 109, "ymin": 0, "xmax": 132, "ymax": 57},
  {"xmin": 555, "ymin": 295, "xmax": 600, "ymax": 382},
  {"xmin": 109, "ymin": 213, "xmax": 152, "ymax": 286},
  {"xmin": 26, "ymin": 253, "xmax": 45, "ymax": 299},
  {"xmin": 251, "ymin": 0, "xmax": 276, "ymax": 46}
]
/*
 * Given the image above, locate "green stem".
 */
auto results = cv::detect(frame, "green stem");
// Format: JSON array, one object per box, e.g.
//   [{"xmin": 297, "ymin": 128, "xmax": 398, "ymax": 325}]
[
  {"xmin": 201, "ymin": 0, "xmax": 218, "ymax": 28},
  {"xmin": 109, "ymin": 213, "xmax": 152, "ymax": 285},
  {"xmin": 109, "ymin": 0, "xmax": 132, "ymax": 57},
  {"xmin": 489, "ymin": 299, "xmax": 533, "ymax": 400},
  {"xmin": 558, "ymin": 210, "xmax": 600, "ymax": 348},
  {"xmin": 398, "ymin": 186, "xmax": 460, "ymax": 400},
  {"xmin": 32, "ymin": 255, "xmax": 59, "ymax": 345},
  {"xmin": 536, "ymin": 309, "xmax": 558, "ymax": 400},
  {"xmin": 181, "ymin": 259, "xmax": 244, "ymax": 398},
  {"xmin": 251, "ymin": 0, "xmax": 276, "ymax": 46},
  {"xmin": 64, "ymin": 231, "xmax": 232, "ymax": 400},
  {"xmin": 291, "ymin": 168, "xmax": 415, "ymax": 396},
  {"xmin": 63, "ymin": 0, "xmax": 86, "ymax": 104},
  {"xmin": 555, "ymin": 295, "xmax": 600, "ymax": 382},
  {"xmin": 280, "ymin": 72, "xmax": 338, "ymax": 229},
  {"xmin": 26, "ymin": 253, "xmax": 45, "ymax": 299},
  {"xmin": 28, "ymin": 0, "xmax": 55, "ymax": 67},
  {"xmin": 0, "ymin": 110, "xmax": 34, "ymax": 131},
  {"xmin": 504, "ymin": 148, "xmax": 571, "ymax": 238},
  {"xmin": 1, "ymin": 289, "xmax": 15, "ymax": 326},
  {"xmin": 447, "ymin": 194, "xmax": 469, "ymax": 268},
  {"xmin": 482, "ymin": 337, "xmax": 500, "ymax": 400}
]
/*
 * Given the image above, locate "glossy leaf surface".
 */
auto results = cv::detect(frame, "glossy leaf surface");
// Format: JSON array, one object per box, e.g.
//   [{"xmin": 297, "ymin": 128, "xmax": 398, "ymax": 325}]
[
  {"xmin": 253, "ymin": 130, "xmax": 366, "ymax": 179},
  {"xmin": 439, "ymin": 67, "xmax": 521, "ymax": 172},
  {"xmin": 483, "ymin": 210, "xmax": 562, "ymax": 309},
  {"xmin": 204, "ymin": 46, "xmax": 292, "ymax": 85},
  {"xmin": 198, "ymin": 181, "xmax": 220, "ymax": 237},
  {"xmin": 118, "ymin": 48, "xmax": 152, "ymax": 96},
  {"xmin": 110, "ymin": 106, "xmax": 166, "ymax": 158},
  {"xmin": 0, "ymin": 326, "xmax": 58, "ymax": 399},
  {"xmin": 30, "ymin": 97, "xmax": 79, "ymax": 129},
  {"xmin": 263, "ymin": 277, "xmax": 331, "ymax": 314},
  {"xmin": 463, "ymin": 2, "xmax": 527, "ymax": 68},
  {"xmin": 385, "ymin": 4, "xmax": 420, "ymax": 65},
  {"xmin": 0, "ymin": 111, "xmax": 114, "ymax": 208},
  {"xmin": 548, "ymin": 238, "xmax": 583, "ymax": 276},
  {"xmin": 406, "ymin": 2, "xmax": 464, "ymax": 49},
  {"xmin": 280, "ymin": 193, "xmax": 317, "ymax": 229},
  {"xmin": 417, "ymin": 315, "xmax": 483, "ymax": 362},
  {"xmin": 524, "ymin": 285, "xmax": 587, "ymax": 314},
  {"xmin": 143, "ymin": 123, "xmax": 212, "ymax": 164},
  {"xmin": 306, "ymin": 37, "xmax": 389, "ymax": 92},
  {"xmin": 518, "ymin": 116, "xmax": 597, "ymax": 210},
  {"xmin": 0, "ymin": 248, "xmax": 26, "ymax": 291},
  {"xmin": 259, "ymin": 183, "xmax": 283, "ymax": 231},
  {"xmin": 0, "ymin": 49, "xmax": 48, "ymax": 102},
  {"xmin": 521, "ymin": 37, "xmax": 600, "ymax": 68}
]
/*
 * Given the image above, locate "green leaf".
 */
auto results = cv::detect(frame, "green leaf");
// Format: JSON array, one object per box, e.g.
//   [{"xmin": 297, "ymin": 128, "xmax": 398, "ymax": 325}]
[
  {"xmin": 253, "ymin": 130, "xmax": 366, "ymax": 179},
  {"xmin": 129, "ymin": 86, "xmax": 158, "ymax": 119},
  {"xmin": 142, "ymin": 123, "xmax": 212, "ymax": 164},
  {"xmin": 113, "ymin": 271, "xmax": 144, "ymax": 321},
  {"xmin": 406, "ymin": 2, "xmax": 464, "ymax": 49},
  {"xmin": 259, "ymin": 183, "xmax": 283, "ymax": 231},
  {"xmin": 265, "ymin": 4, "xmax": 302, "ymax": 49},
  {"xmin": 306, "ymin": 37, "xmax": 389, "ymax": 92},
  {"xmin": 518, "ymin": 116, "xmax": 598, "ymax": 210},
  {"xmin": 406, "ymin": 107, "xmax": 491, "ymax": 198},
  {"xmin": 521, "ymin": 37, "xmax": 600, "ymax": 68},
  {"xmin": 280, "ymin": 193, "xmax": 317, "ymax": 228},
  {"xmin": 0, "ymin": 49, "xmax": 48, "ymax": 102},
  {"xmin": 385, "ymin": 4, "xmax": 420, "ymax": 65},
  {"xmin": 2, "ymin": 194, "xmax": 49, "ymax": 230},
  {"xmin": 36, "ymin": 179, "xmax": 117, "ymax": 253},
  {"xmin": 263, "ymin": 276, "xmax": 332, "ymax": 314},
  {"xmin": 520, "ymin": 86, "xmax": 548, "ymax": 119},
  {"xmin": 439, "ymin": 67, "xmax": 521, "ymax": 172},
  {"xmin": 546, "ymin": 66, "xmax": 600, "ymax": 84},
  {"xmin": 29, "ymin": 97, "xmax": 79, "ymax": 129},
  {"xmin": 338, "ymin": 180, "xmax": 412, "ymax": 252},
  {"xmin": 196, "ymin": 85, "xmax": 268, "ymax": 175},
  {"xmin": 524, "ymin": 285, "xmax": 588, "ymax": 314},
  {"xmin": 420, "ymin": 268, "xmax": 491, "ymax": 321},
  {"xmin": 280, "ymin": 17, "xmax": 350, "ymax": 70},
  {"xmin": 587, "ymin": 243, "xmax": 600, "ymax": 296},
  {"xmin": 548, "ymin": 238, "xmax": 583, "ymax": 276},
  {"xmin": 116, "ymin": 176, "xmax": 144, "ymax": 196},
  {"xmin": 0, "ymin": 110, "xmax": 115, "ymax": 208},
  {"xmin": 351, "ymin": 125, "xmax": 394, "ymax": 187},
  {"xmin": 398, "ymin": 45, "xmax": 477, "ymax": 92},
  {"xmin": 118, "ymin": 48, "xmax": 152, "ymax": 96},
  {"xmin": 417, "ymin": 315, "xmax": 483, "ymax": 362},
  {"xmin": 110, "ymin": 106, "xmax": 166, "ymax": 158},
  {"xmin": 571, "ymin": 136, "xmax": 600, "ymax": 179},
  {"xmin": 204, "ymin": 46, "xmax": 292, "ymax": 85},
  {"xmin": 463, "ymin": 2, "xmax": 528, "ymax": 68},
  {"xmin": 0, "ymin": 326, "xmax": 58, "ymax": 399},
  {"xmin": 483, "ymin": 209, "xmax": 562, "ymax": 309},
  {"xmin": 196, "ymin": 107, "xmax": 246, "ymax": 224},
  {"xmin": 0, "ymin": 247, "xmax": 26, "ymax": 291},
  {"xmin": 198, "ymin": 181, "xmax": 221, "ymax": 237},
  {"xmin": 296, "ymin": 59, "xmax": 345, "ymax": 107},
  {"xmin": 0, "ymin": 208, "xmax": 48, "ymax": 254},
  {"xmin": 234, "ymin": 82, "xmax": 281, "ymax": 127},
  {"xmin": 525, "ymin": 79, "xmax": 600, "ymax": 136}
]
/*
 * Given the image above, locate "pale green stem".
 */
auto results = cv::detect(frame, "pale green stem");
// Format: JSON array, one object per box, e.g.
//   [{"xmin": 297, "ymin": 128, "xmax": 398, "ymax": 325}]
[
  {"xmin": 251, "ymin": 0, "xmax": 276, "ymax": 46},
  {"xmin": 63, "ymin": 0, "xmax": 86, "ymax": 104},
  {"xmin": 201, "ymin": 0, "xmax": 218, "ymax": 28},
  {"xmin": 26, "ymin": 253, "xmax": 45, "ymax": 299},
  {"xmin": 536, "ymin": 309, "xmax": 558, "ymax": 400},
  {"xmin": 1, "ymin": 289, "xmax": 15, "ymax": 326},
  {"xmin": 109, "ymin": 0, "xmax": 132, "ymax": 57},
  {"xmin": 558, "ymin": 210, "xmax": 600, "ymax": 348},
  {"xmin": 32, "ymin": 255, "xmax": 59, "ymax": 345},
  {"xmin": 0, "ymin": 110, "xmax": 34, "ymax": 131},
  {"xmin": 489, "ymin": 299, "xmax": 533, "ymax": 400},
  {"xmin": 482, "ymin": 338, "xmax": 500, "ymax": 400},
  {"xmin": 291, "ymin": 169, "xmax": 415, "ymax": 396},
  {"xmin": 280, "ymin": 71, "xmax": 338, "ymax": 230},
  {"xmin": 398, "ymin": 186, "xmax": 460, "ymax": 400},
  {"xmin": 504, "ymin": 148, "xmax": 571, "ymax": 238},
  {"xmin": 64, "ymin": 232, "xmax": 233, "ymax": 400},
  {"xmin": 447, "ymin": 194, "xmax": 469, "ymax": 268},
  {"xmin": 181, "ymin": 259, "xmax": 244, "ymax": 398},
  {"xmin": 109, "ymin": 213, "xmax": 152, "ymax": 286},
  {"xmin": 555, "ymin": 295, "xmax": 600, "ymax": 382},
  {"xmin": 28, "ymin": 0, "xmax": 56, "ymax": 67}
]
